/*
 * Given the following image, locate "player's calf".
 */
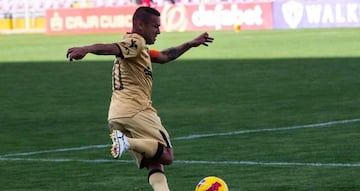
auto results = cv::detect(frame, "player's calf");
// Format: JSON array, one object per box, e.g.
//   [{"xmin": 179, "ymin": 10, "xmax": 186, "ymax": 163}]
[{"xmin": 147, "ymin": 164, "xmax": 170, "ymax": 191}]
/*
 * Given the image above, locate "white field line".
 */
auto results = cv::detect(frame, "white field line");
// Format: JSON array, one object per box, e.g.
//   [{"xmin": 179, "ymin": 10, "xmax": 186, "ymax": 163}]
[
  {"xmin": 0, "ymin": 119, "xmax": 360, "ymax": 157},
  {"xmin": 0, "ymin": 157, "xmax": 359, "ymax": 168},
  {"xmin": 1, "ymin": 144, "xmax": 110, "ymax": 157},
  {"xmin": 175, "ymin": 160, "xmax": 360, "ymax": 167},
  {"xmin": 0, "ymin": 118, "xmax": 359, "ymax": 168},
  {"xmin": 1, "ymin": 118, "xmax": 359, "ymax": 158},
  {"xmin": 173, "ymin": 118, "xmax": 360, "ymax": 140}
]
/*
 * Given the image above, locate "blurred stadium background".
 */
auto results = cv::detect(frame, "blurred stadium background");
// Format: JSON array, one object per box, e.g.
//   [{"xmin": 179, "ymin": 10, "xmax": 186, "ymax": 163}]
[
  {"xmin": 1, "ymin": 0, "xmax": 359, "ymax": 34},
  {"xmin": 0, "ymin": 0, "xmax": 273, "ymax": 33}
]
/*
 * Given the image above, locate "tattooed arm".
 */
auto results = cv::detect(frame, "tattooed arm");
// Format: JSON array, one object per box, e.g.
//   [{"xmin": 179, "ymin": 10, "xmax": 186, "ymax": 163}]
[{"xmin": 152, "ymin": 32, "xmax": 214, "ymax": 64}]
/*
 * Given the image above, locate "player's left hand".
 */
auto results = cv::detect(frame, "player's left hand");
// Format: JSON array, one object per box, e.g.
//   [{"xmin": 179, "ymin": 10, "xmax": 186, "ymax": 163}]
[{"xmin": 190, "ymin": 32, "xmax": 214, "ymax": 47}]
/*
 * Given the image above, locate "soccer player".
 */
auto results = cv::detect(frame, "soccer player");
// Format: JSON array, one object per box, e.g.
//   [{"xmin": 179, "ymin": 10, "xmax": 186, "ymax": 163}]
[{"xmin": 66, "ymin": 6, "xmax": 213, "ymax": 191}]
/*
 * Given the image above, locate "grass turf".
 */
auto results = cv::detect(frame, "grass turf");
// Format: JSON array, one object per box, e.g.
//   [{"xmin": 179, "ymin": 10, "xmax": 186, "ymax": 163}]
[{"xmin": 0, "ymin": 28, "xmax": 359, "ymax": 190}]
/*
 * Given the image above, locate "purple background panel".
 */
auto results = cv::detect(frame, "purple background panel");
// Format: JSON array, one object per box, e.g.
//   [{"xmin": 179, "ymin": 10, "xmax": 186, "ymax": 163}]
[{"xmin": 273, "ymin": 0, "xmax": 360, "ymax": 29}]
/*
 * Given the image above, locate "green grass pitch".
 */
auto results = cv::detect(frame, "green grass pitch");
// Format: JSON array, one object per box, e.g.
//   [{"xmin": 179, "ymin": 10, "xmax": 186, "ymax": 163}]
[{"xmin": 0, "ymin": 28, "xmax": 360, "ymax": 190}]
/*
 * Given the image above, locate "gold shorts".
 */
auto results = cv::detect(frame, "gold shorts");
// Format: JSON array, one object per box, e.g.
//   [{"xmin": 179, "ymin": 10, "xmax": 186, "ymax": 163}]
[{"xmin": 108, "ymin": 109, "xmax": 172, "ymax": 168}]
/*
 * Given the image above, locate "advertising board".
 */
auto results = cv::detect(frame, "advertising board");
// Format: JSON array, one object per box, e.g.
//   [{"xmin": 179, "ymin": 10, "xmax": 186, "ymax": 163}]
[
  {"xmin": 273, "ymin": 0, "xmax": 360, "ymax": 29},
  {"xmin": 45, "ymin": 3, "xmax": 273, "ymax": 34}
]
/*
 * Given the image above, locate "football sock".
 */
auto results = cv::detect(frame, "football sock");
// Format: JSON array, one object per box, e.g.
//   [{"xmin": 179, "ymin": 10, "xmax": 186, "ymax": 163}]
[
  {"xmin": 127, "ymin": 138, "xmax": 160, "ymax": 159},
  {"xmin": 149, "ymin": 172, "xmax": 170, "ymax": 191}
]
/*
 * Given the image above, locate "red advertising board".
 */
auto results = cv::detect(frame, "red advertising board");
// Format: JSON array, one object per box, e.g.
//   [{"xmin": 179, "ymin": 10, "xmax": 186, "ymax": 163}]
[{"xmin": 46, "ymin": 3, "xmax": 272, "ymax": 34}]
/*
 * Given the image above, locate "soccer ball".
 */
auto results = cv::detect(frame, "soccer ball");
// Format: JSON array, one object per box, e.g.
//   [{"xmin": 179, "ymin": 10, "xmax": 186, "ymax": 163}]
[{"xmin": 195, "ymin": 176, "xmax": 229, "ymax": 191}]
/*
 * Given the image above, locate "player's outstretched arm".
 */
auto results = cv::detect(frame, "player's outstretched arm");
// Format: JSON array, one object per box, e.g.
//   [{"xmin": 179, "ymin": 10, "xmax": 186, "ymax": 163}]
[
  {"xmin": 66, "ymin": 43, "xmax": 122, "ymax": 61},
  {"xmin": 152, "ymin": 32, "xmax": 214, "ymax": 64}
]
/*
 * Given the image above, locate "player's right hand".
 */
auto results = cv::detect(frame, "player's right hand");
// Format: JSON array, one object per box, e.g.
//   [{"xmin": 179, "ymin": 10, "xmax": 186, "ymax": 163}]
[{"xmin": 66, "ymin": 47, "xmax": 87, "ymax": 61}]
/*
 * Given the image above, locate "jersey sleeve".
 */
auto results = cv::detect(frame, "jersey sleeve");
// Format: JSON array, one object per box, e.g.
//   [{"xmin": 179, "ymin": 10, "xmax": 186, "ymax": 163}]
[{"xmin": 116, "ymin": 36, "xmax": 143, "ymax": 59}]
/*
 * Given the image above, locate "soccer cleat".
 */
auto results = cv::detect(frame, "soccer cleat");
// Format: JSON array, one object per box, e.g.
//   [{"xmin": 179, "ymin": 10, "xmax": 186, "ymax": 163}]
[{"xmin": 110, "ymin": 130, "xmax": 130, "ymax": 159}]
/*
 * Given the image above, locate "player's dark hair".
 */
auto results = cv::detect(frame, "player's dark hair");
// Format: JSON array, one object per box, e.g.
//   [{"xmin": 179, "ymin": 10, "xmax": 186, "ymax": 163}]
[{"xmin": 133, "ymin": 6, "xmax": 160, "ymax": 23}]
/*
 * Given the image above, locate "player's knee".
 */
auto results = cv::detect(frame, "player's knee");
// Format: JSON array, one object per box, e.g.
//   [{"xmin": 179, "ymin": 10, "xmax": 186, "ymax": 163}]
[
  {"xmin": 152, "ymin": 143, "xmax": 173, "ymax": 165},
  {"xmin": 160, "ymin": 147, "xmax": 173, "ymax": 165}
]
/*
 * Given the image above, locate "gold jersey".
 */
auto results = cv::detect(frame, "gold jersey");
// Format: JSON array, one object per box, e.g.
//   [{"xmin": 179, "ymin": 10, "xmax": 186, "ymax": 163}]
[{"xmin": 108, "ymin": 33, "xmax": 156, "ymax": 119}]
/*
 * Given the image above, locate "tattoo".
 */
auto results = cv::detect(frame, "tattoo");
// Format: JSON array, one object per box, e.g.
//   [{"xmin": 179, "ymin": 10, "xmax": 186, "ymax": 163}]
[
  {"xmin": 167, "ymin": 43, "xmax": 191, "ymax": 61},
  {"xmin": 167, "ymin": 48, "xmax": 179, "ymax": 60}
]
